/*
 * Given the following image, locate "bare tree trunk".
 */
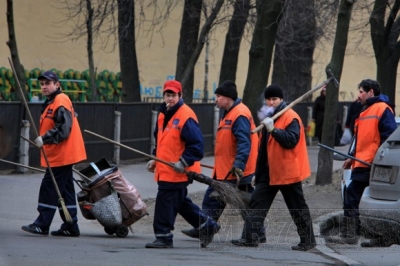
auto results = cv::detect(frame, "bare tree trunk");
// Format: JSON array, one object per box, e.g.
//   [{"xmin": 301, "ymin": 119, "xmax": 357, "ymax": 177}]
[
  {"xmin": 118, "ymin": 0, "xmax": 141, "ymax": 102},
  {"xmin": 86, "ymin": 0, "xmax": 97, "ymax": 101},
  {"xmin": 180, "ymin": 0, "xmax": 225, "ymax": 102},
  {"xmin": 175, "ymin": 0, "xmax": 202, "ymax": 102},
  {"xmin": 203, "ymin": 35, "xmax": 210, "ymax": 102},
  {"xmin": 218, "ymin": 0, "xmax": 250, "ymax": 84},
  {"xmin": 6, "ymin": 0, "xmax": 26, "ymax": 101},
  {"xmin": 370, "ymin": 0, "xmax": 400, "ymax": 104},
  {"xmin": 316, "ymin": 0, "xmax": 354, "ymax": 186},
  {"xmin": 271, "ymin": 0, "xmax": 316, "ymax": 102},
  {"xmin": 242, "ymin": 0, "xmax": 285, "ymax": 122},
  {"xmin": 377, "ymin": 56, "xmax": 399, "ymax": 102}
]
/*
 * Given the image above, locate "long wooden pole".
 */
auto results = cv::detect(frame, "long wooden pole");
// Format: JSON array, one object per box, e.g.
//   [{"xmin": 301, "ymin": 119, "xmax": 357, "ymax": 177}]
[
  {"xmin": 9, "ymin": 58, "xmax": 73, "ymax": 223},
  {"xmin": 85, "ymin": 130, "xmax": 217, "ymax": 172},
  {"xmin": 0, "ymin": 158, "xmax": 45, "ymax": 173},
  {"xmin": 84, "ymin": 130, "xmax": 174, "ymax": 167},
  {"xmin": 252, "ymin": 73, "xmax": 338, "ymax": 134}
]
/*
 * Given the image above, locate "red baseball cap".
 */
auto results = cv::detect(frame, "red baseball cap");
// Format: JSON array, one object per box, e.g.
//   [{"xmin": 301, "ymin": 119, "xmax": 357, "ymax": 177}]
[{"xmin": 163, "ymin": 80, "xmax": 182, "ymax": 94}]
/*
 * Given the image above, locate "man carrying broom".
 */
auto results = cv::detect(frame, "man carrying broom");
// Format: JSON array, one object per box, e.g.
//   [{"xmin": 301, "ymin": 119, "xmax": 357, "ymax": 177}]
[
  {"xmin": 145, "ymin": 80, "xmax": 220, "ymax": 248},
  {"xmin": 231, "ymin": 84, "xmax": 316, "ymax": 251},
  {"xmin": 21, "ymin": 71, "xmax": 86, "ymax": 237},
  {"xmin": 181, "ymin": 80, "xmax": 259, "ymax": 240}
]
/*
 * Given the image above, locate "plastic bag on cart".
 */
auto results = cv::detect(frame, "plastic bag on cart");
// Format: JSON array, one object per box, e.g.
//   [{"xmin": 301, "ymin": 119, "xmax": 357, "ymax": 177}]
[
  {"xmin": 76, "ymin": 157, "xmax": 147, "ymax": 227},
  {"xmin": 82, "ymin": 190, "xmax": 122, "ymax": 227},
  {"xmin": 90, "ymin": 169, "xmax": 148, "ymax": 226}
]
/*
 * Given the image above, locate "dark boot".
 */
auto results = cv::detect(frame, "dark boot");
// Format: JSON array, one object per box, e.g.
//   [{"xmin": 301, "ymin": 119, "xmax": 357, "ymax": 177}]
[
  {"xmin": 324, "ymin": 216, "xmax": 359, "ymax": 245},
  {"xmin": 361, "ymin": 236, "xmax": 398, "ymax": 248},
  {"xmin": 231, "ymin": 238, "xmax": 259, "ymax": 247},
  {"xmin": 292, "ymin": 220, "xmax": 316, "ymax": 251},
  {"xmin": 199, "ymin": 218, "xmax": 221, "ymax": 248},
  {"xmin": 145, "ymin": 238, "xmax": 173, "ymax": 248},
  {"xmin": 181, "ymin": 228, "xmax": 199, "ymax": 238},
  {"xmin": 291, "ymin": 210, "xmax": 316, "ymax": 251},
  {"xmin": 258, "ymin": 227, "xmax": 266, "ymax": 243}
]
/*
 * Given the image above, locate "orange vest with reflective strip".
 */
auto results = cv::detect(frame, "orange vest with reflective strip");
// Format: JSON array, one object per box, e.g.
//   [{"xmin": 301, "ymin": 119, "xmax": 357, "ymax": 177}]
[
  {"xmin": 155, "ymin": 104, "xmax": 201, "ymax": 182},
  {"xmin": 267, "ymin": 109, "xmax": 310, "ymax": 185},
  {"xmin": 213, "ymin": 103, "xmax": 258, "ymax": 180},
  {"xmin": 40, "ymin": 93, "xmax": 86, "ymax": 167},
  {"xmin": 353, "ymin": 102, "xmax": 393, "ymax": 169}
]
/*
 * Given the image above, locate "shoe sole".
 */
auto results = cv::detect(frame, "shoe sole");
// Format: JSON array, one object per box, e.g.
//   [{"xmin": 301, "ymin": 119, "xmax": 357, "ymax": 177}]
[
  {"xmin": 145, "ymin": 245, "xmax": 173, "ymax": 248},
  {"xmin": 231, "ymin": 241, "xmax": 259, "ymax": 247},
  {"xmin": 51, "ymin": 230, "xmax": 80, "ymax": 237},
  {"xmin": 51, "ymin": 233, "xmax": 80, "ymax": 237},
  {"xmin": 291, "ymin": 244, "xmax": 316, "ymax": 251}
]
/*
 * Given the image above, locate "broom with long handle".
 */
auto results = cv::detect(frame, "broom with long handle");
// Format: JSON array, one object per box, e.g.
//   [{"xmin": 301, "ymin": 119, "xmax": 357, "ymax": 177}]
[
  {"xmin": 20, "ymin": 136, "xmax": 93, "ymax": 183},
  {"xmin": 0, "ymin": 158, "xmax": 46, "ymax": 173},
  {"xmin": 8, "ymin": 58, "xmax": 73, "ymax": 223},
  {"xmin": 84, "ymin": 130, "xmax": 248, "ymax": 209},
  {"xmin": 251, "ymin": 69, "xmax": 339, "ymax": 134}
]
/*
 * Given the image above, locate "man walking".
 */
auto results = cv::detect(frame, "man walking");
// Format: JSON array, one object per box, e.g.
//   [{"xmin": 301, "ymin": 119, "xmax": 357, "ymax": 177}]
[
  {"xmin": 181, "ymin": 80, "xmax": 258, "ymax": 240},
  {"xmin": 145, "ymin": 80, "xmax": 220, "ymax": 248},
  {"xmin": 22, "ymin": 71, "xmax": 86, "ymax": 237},
  {"xmin": 325, "ymin": 79, "xmax": 397, "ymax": 245},
  {"xmin": 231, "ymin": 84, "xmax": 316, "ymax": 251}
]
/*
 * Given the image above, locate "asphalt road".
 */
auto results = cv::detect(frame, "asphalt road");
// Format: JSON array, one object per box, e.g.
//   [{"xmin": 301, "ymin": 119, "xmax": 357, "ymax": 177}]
[{"xmin": 1, "ymin": 145, "xmax": 399, "ymax": 266}]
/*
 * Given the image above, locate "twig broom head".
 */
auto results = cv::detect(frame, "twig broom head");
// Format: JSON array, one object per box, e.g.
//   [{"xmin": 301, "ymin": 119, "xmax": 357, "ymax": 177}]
[
  {"xmin": 59, "ymin": 198, "xmax": 73, "ymax": 223},
  {"xmin": 189, "ymin": 172, "xmax": 248, "ymax": 210}
]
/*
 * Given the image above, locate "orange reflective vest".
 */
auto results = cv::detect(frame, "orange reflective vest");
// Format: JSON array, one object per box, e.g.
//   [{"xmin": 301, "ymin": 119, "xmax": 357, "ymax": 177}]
[
  {"xmin": 213, "ymin": 103, "xmax": 258, "ymax": 180},
  {"xmin": 155, "ymin": 104, "xmax": 201, "ymax": 182},
  {"xmin": 39, "ymin": 93, "xmax": 86, "ymax": 167},
  {"xmin": 267, "ymin": 109, "xmax": 310, "ymax": 185},
  {"xmin": 353, "ymin": 102, "xmax": 393, "ymax": 169}
]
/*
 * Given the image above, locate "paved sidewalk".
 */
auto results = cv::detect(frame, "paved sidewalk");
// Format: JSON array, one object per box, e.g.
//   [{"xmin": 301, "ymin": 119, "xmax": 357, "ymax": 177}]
[{"xmin": 0, "ymin": 144, "xmax": 351, "ymax": 266}]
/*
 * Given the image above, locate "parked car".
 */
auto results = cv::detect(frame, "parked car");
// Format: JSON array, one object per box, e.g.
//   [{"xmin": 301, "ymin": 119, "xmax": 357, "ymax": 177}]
[{"xmin": 331, "ymin": 117, "xmax": 400, "ymax": 246}]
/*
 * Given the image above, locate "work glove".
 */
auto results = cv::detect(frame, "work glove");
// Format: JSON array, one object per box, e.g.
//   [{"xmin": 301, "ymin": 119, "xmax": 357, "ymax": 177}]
[
  {"xmin": 34, "ymin": 136, "xmax": 44, "ymax": 148},
  {"xmin": 173, "ymin": 161, "xmax": 185, "ymax": 173},
  {"xmin": 146, "ymin": 160, "xmax": 156, "ymax": 173},
  {"xmin": 186, "ymin": 171, "xmax": 197, "ymax": 184},
  {"xmin": 261, "ymin": 117, "xmax": 274, "ymax": 132},
  {"xmin": 251, "ymin": 176, "xmax": 256, "ymax": 187},
  {"xmin": 229, "ymin": 167, "xmax": 244, "ymax": 179}
]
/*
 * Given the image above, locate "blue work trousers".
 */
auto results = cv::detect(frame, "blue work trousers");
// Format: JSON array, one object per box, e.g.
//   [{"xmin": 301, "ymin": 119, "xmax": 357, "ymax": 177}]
[
  {"xmin": 153, "ymin": 181, "xmax": 215, "ymax": 244},
  {"xmin": 34, "ymin": 165, "xmax": 79, "ymax": 231},
  {"xmin": 343, "ymin": 180, "xmax": 369, "ymax": 217}
]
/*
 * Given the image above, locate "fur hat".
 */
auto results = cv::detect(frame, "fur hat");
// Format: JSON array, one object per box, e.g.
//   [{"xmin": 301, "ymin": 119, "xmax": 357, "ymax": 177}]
[
  {"xmin": 215, "ymin": 80, "xmax": 238, "ymax": 100},
  {"xmin": 264, "ymin": 84, "xmax": 283, "ymax": 99}
]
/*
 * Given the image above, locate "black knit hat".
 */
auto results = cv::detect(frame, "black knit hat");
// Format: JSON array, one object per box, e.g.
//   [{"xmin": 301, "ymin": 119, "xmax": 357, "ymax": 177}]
[
  {"xmin": 215, "ymin": 80, "xmax": 238, "ymax": 100},
  {"xmin": 264, "ymin": 84, "xmax": 283, "ymax": 99}
]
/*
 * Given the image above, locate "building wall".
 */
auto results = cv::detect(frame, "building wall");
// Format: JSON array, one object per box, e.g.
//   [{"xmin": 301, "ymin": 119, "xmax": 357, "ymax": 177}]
[{"xmin": 0, "ymin": 0, "xmax": 398, "ymax": 112}]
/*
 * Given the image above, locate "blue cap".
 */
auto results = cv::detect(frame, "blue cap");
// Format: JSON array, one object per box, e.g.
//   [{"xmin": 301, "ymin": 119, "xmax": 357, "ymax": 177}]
[{"xmin": 38, "ymin": 71, "xmax": 59, "ymax": 82}]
